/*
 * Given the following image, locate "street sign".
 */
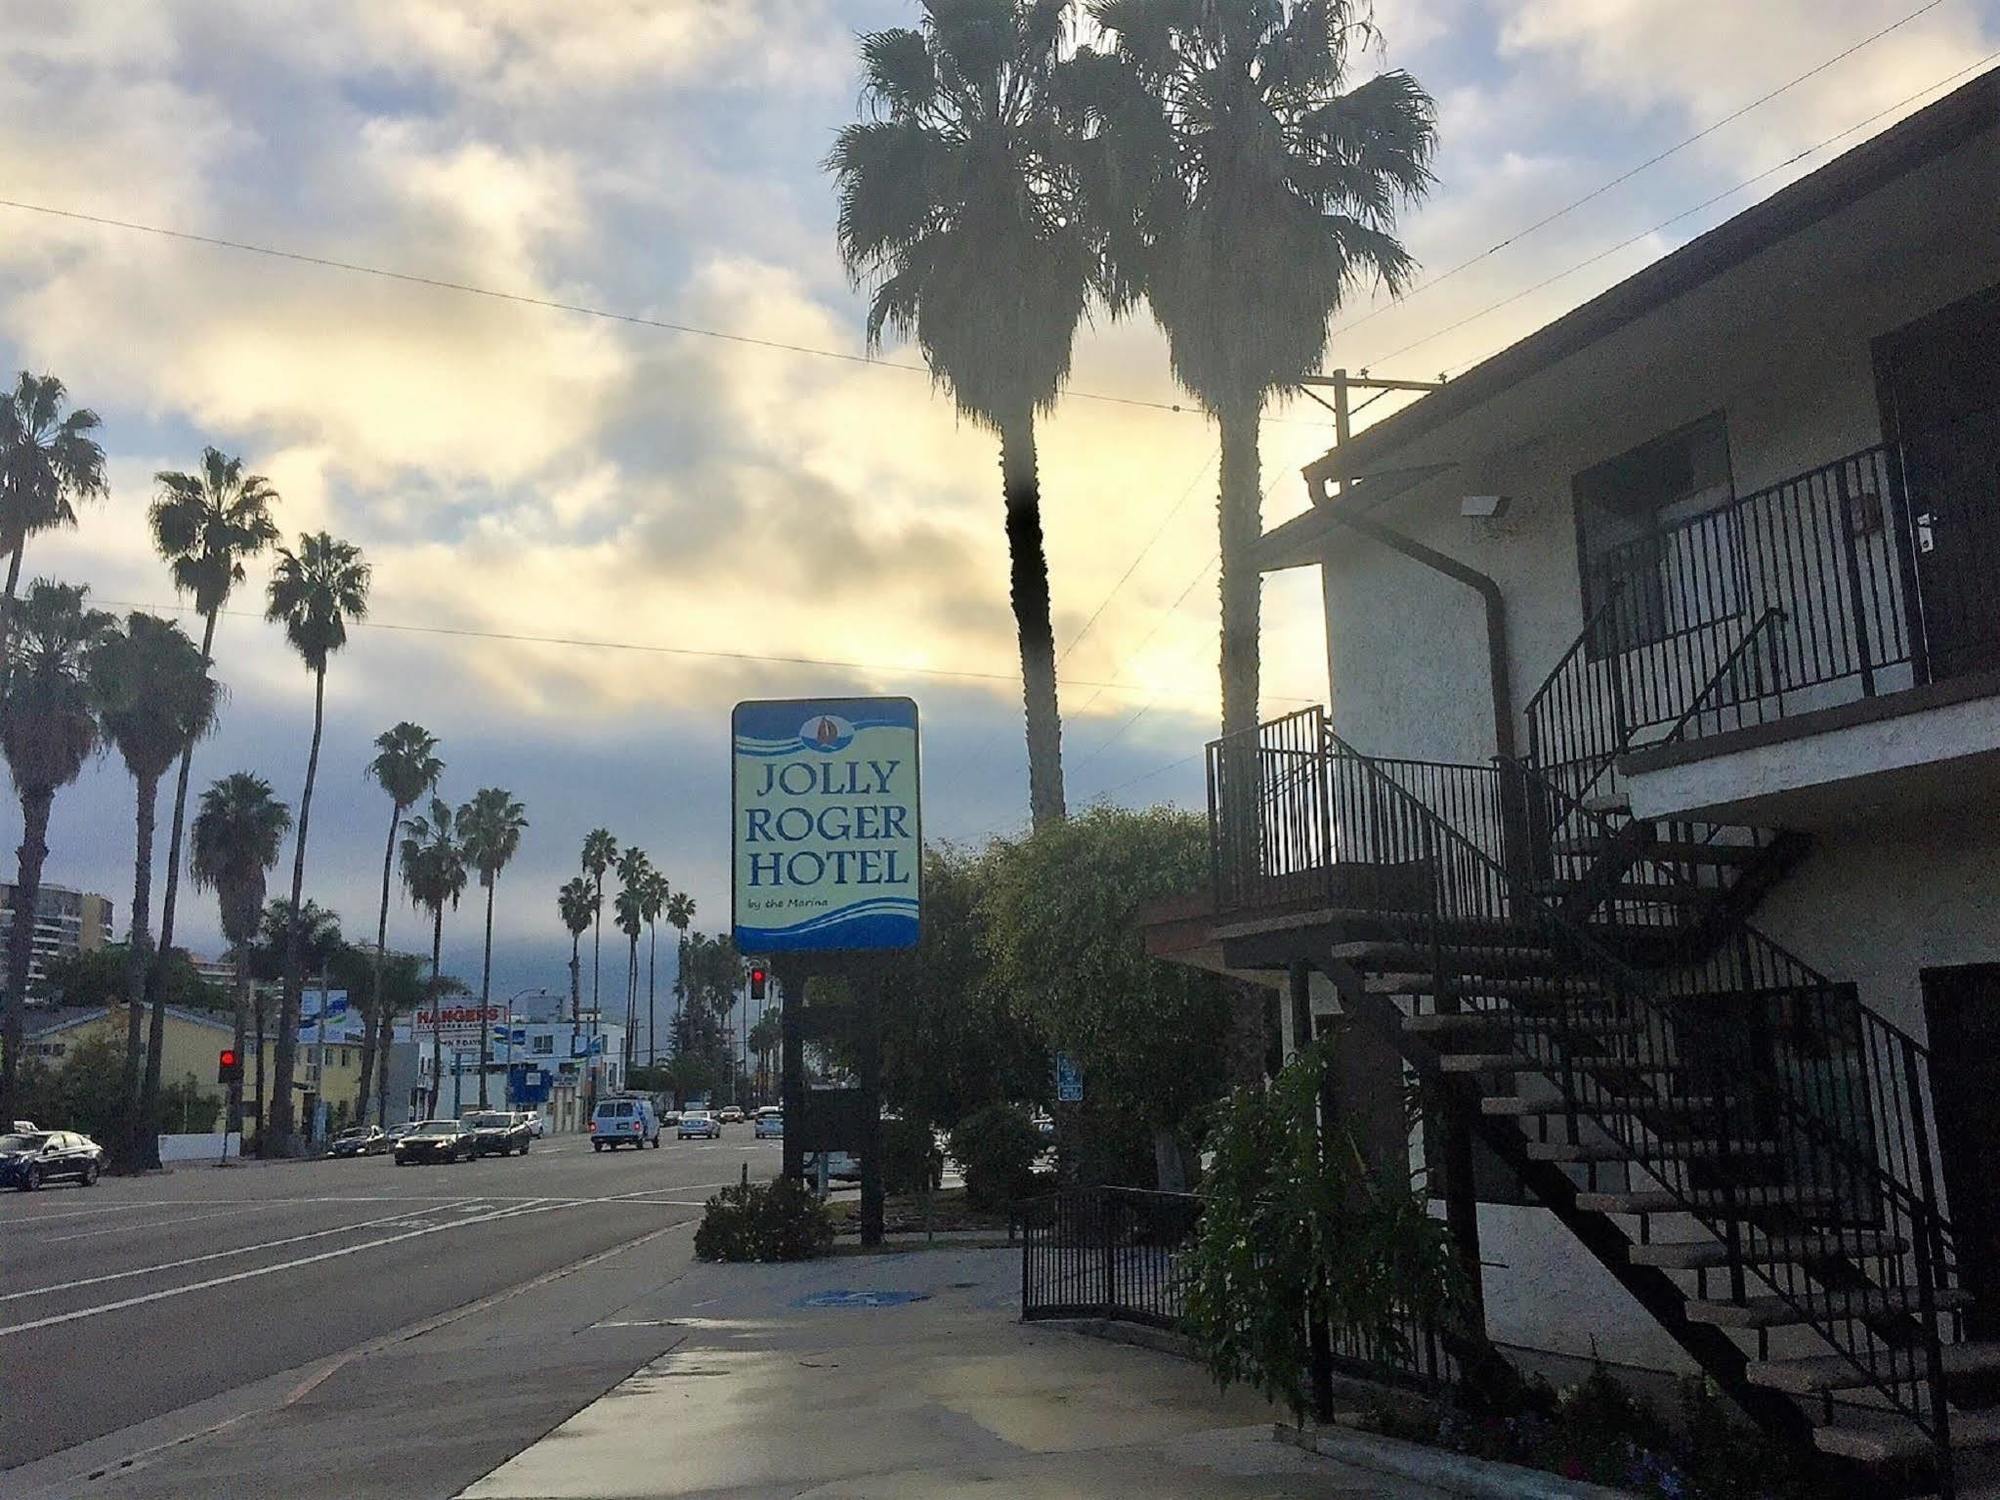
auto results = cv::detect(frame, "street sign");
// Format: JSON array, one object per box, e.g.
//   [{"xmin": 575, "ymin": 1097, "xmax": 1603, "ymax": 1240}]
[
  {"xmin": 731, "ymin": 696, "xmax": 921, "ymax": 953},
  {"xmin": 1055, "ymin": 1051, "xmax": 1084, "ymax": 1103}
]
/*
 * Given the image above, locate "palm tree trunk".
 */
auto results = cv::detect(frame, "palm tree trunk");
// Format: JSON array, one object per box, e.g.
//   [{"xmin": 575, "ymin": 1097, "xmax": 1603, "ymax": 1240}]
[
  {"xmin": 228, "ymin": 940, "xmax": 249, "ymax": 1142},
  {"xmin": 358, "ymin": 799, "xmax": 402, "ymax": 1127},
  {"xmin": 477, "ymin": 879, "xmax": 495, "ymax": 1108},
  {"xmin": 625, "ymin": 936, "xmax": 639, "ymax": 1073},
  {"xmin": 373, "ymin": 1005, "xmax": 393, "ymax": 1128},
  {"xmin": 140, "ymin": 608, "xmax": 220, "ymax": 1168},
  {"xmin": 0, "ymin": 786, "xmax": 54, "ymax": 1121},
  {"xmin": 569, "ymin": 933, "xmax": 581, "ymax": 1024},
  {"xmin": 998, "ymin": 409, "xmax": 1065, "ymax": 829},
  {"xmin": 1216, "ymin": 398, "xmax": 1264, "ymax": 744},
  {"xmin": 647, "ymin": 922, "xmax": 657, "ymax": 1069},
  {"xmin": 119, "ymin": 769, "xmax": 160, "ymax": 1166},
  {"xmin": 0, "ymin": 539, "xmax": 24, "ymax": 708},
  {"xmin": 426, "ymin": 904, "xmax": 443, "ymax": 1118},
  {"xmin": 270, "ymin": 665, "xmax": 326, "ymax": 1151}
]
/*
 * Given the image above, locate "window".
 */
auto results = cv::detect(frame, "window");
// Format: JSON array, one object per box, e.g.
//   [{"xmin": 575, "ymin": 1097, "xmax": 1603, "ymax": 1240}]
[
  {"xmin": 1575, "ymin": 413, "xmax": 1736, "ymax": 652},
  {"xmin": 339, "ymin": 1048, "xmax": 351, "ymax": 1069},
  {"xmin": 531, "ymin": 1034, "xmax": 554, "ymax": 1055}
]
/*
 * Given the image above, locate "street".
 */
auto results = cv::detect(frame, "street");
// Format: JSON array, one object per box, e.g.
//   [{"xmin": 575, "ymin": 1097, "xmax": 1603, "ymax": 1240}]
[{"xmin": 0, "ymin": 1131, "xmax": 779, "ymax": 1493}]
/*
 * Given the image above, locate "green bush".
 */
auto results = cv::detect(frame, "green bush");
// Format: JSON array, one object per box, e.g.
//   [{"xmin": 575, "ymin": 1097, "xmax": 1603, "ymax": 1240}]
[
  {"xmin": 948, "ymin": 1103, "xmax": 1042, "ymax": 1210},
  {"xmin": 694, "ymin": 1177, "xmax": 834, "ymax": 1262},
  {"xmin": 879, "ymin": 1116, "xmax": 942, "ymax": 1195}
]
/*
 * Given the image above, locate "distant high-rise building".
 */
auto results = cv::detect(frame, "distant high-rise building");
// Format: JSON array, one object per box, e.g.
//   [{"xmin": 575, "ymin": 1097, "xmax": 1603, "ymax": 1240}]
[{"xmin": 0, "ymin": 883, "xmax": 115, "ymax": 1004}]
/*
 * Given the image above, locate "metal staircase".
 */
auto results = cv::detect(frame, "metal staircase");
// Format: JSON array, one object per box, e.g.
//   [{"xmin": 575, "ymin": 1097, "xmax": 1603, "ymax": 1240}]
[{"xmin": 1206, "ymin": 707, "xmax": 1991, "ymax": 1497}]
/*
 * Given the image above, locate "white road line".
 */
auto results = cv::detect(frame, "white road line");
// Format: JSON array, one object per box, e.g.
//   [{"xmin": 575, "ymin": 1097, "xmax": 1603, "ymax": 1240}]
[
  {"xmin": 0, "ymin": 1199, "xmax": 576, "ymax": 1336},
  {"xmin": 41, "ymin": 1203, "xmax": 280, "ymax": 1243},
  {"xmin": 0, "ymin": 1206, "xmax": 463, "ymax": 1303}
]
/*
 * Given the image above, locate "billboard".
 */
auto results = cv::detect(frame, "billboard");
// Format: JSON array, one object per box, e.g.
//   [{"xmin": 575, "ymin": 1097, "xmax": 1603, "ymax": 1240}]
[
  {"xmin": 732, "ymin": 696, "xmax": 920, "ymax": 953},
  {"xmin": 413, "ymin": 1003, "xmax": 507, "ymax": 1040}
]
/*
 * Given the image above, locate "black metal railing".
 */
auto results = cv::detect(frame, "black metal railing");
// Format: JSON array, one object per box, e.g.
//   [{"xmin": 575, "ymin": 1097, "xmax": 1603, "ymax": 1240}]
[
  {"xmin": 1204, "ymin": 710, "xmax": 1962, "ymax": 1487},
  {"xmin": 1528, "ymin": 443, "xmax": 1925, "ymax": 800},
  {"xmin": 1018, "ymin": 1185, "xmax": 1458, "ymax": 1393}
]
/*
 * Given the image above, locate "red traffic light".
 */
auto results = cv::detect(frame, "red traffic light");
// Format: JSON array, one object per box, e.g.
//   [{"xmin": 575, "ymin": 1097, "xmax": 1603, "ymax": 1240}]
[
  {"xmin": 749, "ymin": 966, "xmax": 768, "ymax": 1001},
  {"xmin": 217, "ymin": 1048, "xmax": 242, "ymax": 1084}
]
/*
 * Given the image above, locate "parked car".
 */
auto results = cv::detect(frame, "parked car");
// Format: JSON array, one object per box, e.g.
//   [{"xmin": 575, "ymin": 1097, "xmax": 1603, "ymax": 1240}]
[
  {"xmin": 717, "ymin": 1106, "xmax": 744, "ymax": 1125},
  {"xmin": 591, "ymin": 1096, "xmax": 661, "ymax": 1150},
  {"xmin": 393, "ymin": 1119, "xmax": 478, "ymax": 1165},
  {"xmin": 0, "ymin": 1130, "xmax": 103, "ymax": 1190},
  {"xmin": 660, "ymin": 1111, "xmax": 681, "ymax": 1129},
  {"xmin": 753, "ymin": 1107, "xmax": 783, "ymax": 1140},
  {"xmin": 677, "ymin": 1110, "xmax": 721, "ymax": 1140},
  {"xmin": 384, "ymin": 1121, "xmax": 420, "ymax": 1144},
  {"xmin": 328, "ymin": 1125, "xmax": 387, "ymax": 1158},
  {"xmin": 520, "ymin": 1110, "xmax": 545, "ymax": 1139},
  {"xmin": 801, "ymin": 1149, "xmax": 860, "ymax": 1183},
  {"xmin": 466, "ymin": 1111, "xmax": 532, "ymax": 1156}
]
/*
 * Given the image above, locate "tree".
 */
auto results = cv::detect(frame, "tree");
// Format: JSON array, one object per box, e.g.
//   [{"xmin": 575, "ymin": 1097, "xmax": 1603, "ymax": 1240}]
[
  {"xmin": 0, "ymin": 581, "xmax": 112, "ymax": 1120},
  {"xmin": 145, "ymin": 448, "xmax": 280, "ymax": 1159},
  {"xmin": 748, "ymin": 1009, "xmax": 782, "ymax": 1100},
  {"xmin": 557, "ymin": 876, "xmax": 593, "ymax": 1025},
  {"xmin": 189, "ymin": 773, "xmax": 290, "ymax": 1140},
  {"xmin": 249, "ymin": 897, "xmax": 341, "ymax": 1135},
  {"xmin": 359, "ymin": 723, "xmax": 443, "ymax": 1126},
  {"xmin": 458, "ymin": 788, "xmax": 527, "ymax": 1108},
  {"xmin": 828, "ymin": 0, "xmax": 1099, "ymax": 829},
  {"xmin": 0, "ymin": 373, "xmax": 106, "ymax": 697},
  {"xmin": 665, "ymin": 889, "xmax": 695, "ymax": 1034},
  {"xmin": 264, "ymin": 530, "xmax": 370, "ymax": 1151},
  {"xmin": 401, "ymin": 799, "xmax": 467, "ymax": 1117},
  {"xmin": 580, "ymin": 828, "xmax": 617, "ymax": 1088},
  {"xmin": 640, "ymin": 869, "xmax": 667, "ymax": 1069},
  {"xmin": 612, "ymin": 846, "xmax": 651, "ymax": 1071},
  {"xmin": 983, "ymin": 805, "xmax": 1231, "ymax": 1190},
  {"xmin": 1074, "ymin": 0, "xmax": 1436, "ymax": 742},
  {"xmin": 93, "ymin": 612, "xmax": 219, "ymax": 1165}
]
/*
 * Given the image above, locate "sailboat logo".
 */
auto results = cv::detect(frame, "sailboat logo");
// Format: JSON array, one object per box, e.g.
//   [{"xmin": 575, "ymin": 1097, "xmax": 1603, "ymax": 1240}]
[{"xmin": 798, "ymin": 713, "xmax": 856, "ymax": 753}]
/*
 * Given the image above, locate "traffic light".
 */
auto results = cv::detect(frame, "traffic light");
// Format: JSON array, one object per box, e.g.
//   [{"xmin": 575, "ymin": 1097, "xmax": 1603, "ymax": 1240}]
[
  {"xmin": 749, "ymin": 966, "xmax": 768, "ymax": 1001},
  {"xmin": 217, "ymin": 1048, "xmax": 242, "ymax": 1085}
]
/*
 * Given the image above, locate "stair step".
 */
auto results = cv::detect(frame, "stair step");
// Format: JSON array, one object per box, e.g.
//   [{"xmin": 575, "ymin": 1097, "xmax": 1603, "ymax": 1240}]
[
  {"xmin": 1552, "ymin": 836, "xmax": 1761, "ymax": 865},
  {"xmin": 1582, "ymin": 791, "xmax": 1632, "ymax": 815},
  {"xmin": 1629, "ymin": 1230, "xmax": 1907, "ymax": 1270},
  {"xmin": 1490, "ymin": 1095, "xmax": 1719, "ymax": 1120},
  {"xmin": 1814, "ymin": 1403, "xmax": 2000, "ymax": 1462},
  {"xmin": 1404, "ymin": 1011, "xmax": 1640, "ymax": 1039},
  {"xmin": 1368, "ymin": 972, "xmax": 1607, "ymax": 1001},
  {"xmin": 1439, "ymin": 1053, "xmax": 1537, "ymax": 1073},
  {"xmin": 1749, "ymin": 1342, "xmax": 2000, "ymax": 1395},
  {"xmin": 1688, "ymin": 1286, "xmax": 1975, "ymax": 1330},
  {"xmin": 1525, "ymin": 1136, "xmax": 1780, "ymax": 1163},
  {"xmin": 1534, "ymin": 878, "xmax": 1713, "ymax": 906},
  {"xmin": 1574, "ymin": 1184, "xmax": 1832, "ymax": 1215}
]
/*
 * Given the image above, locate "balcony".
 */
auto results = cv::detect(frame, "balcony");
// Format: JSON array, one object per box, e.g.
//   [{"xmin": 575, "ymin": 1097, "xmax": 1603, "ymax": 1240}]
[{"xmin": 1529, "ymin": 443, "xmax": 2000, "ymax": 826}]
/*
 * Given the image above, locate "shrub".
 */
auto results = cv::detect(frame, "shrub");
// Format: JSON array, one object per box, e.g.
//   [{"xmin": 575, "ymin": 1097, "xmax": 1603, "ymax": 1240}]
[
  {"xmin": 694, "ymin": 1177, "xmax": 834, "ymax": 1262},
  {"xmin": 879, "ymin": 1116, "xmax": 942, "ymax": 1195},
  {"xmin": 948, "ymin": 1103, "xmax": 1042, "ymax": 1210}
]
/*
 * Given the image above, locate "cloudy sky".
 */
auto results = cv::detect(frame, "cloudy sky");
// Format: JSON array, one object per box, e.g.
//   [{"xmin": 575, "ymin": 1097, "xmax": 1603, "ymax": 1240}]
[{"xmin": 2, "ymin": 0, "xmax": 1995, "ymax": 1008}]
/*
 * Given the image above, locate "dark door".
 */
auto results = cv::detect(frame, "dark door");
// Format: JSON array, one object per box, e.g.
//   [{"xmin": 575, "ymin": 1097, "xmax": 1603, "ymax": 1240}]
[
  {"xmin": 1922, "ymin": 964, "xmax": 2000, "ymax": 1338},
  {"xmin": 1878, "ymin": 285, "xmax": 2000, "ymax": 681}
]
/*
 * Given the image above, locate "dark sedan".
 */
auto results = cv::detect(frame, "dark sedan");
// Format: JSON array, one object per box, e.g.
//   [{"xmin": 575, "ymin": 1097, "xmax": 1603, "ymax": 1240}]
[
  {"xmin": 1, "ymin": 1130, "xmax": 104, "ymax": 1190},
  {"xmin": 465, "ymin": 1111, "xmax": 531, "ymax": 1157},
  {"xmin": 328, "ymin": 1125, "xmax": 387, "ymax": 1158},
  {"xmin": 392, "ymin": 1119, "xmax": 478, "ymax": 1165}
]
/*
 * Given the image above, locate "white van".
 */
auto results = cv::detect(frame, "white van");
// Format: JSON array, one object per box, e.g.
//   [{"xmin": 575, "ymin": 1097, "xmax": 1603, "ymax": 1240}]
[{"xmin": 590, "ymin": 1096, "xmax": 661, "ymax": 1150}]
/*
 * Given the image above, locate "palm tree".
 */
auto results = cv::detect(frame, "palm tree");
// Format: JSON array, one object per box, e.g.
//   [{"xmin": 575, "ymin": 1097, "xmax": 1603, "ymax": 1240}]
[
  {"xmin": 0, "ymin": 581, "xmax": 112, "ymax": 1118},
  {"xmin": 264, "ymin": 531, "xmax": 371, "ymax": 1150},
  {"xmin": 1074, "ymin": 0, "xmax": 1436, "ymax": 742},
  {"xmin": 250, "ymin": 898, "xmax": 341, "ymax": 1135},
  {"xmin": 91, "ymin": 613, "xmax": 218, "ymax": 1163},
  {"xmin": 576, "ymin": 836, "xmax": 612, "ymax": 1096},
  {"xmin": 828, "ymin": 0, "xmax": 1097, "ymax": 829},
  {"xmin": 612, "ymin": 846, "xmax": 651, "ymax": 1073},
  {"xmin": 190, "ymin": 774, "xmax": 290, "ymax": 1141},
  {"xmin": 458, "ymin": 788, "xmax": 527, "ymax": 1108},
  {"xmin": 557, "ymin": 877, "xmax": 593, "ymax": 1026},
  {"xmin": 401, "ymin": 799, "xmax": 467, "ymax": 1117},
  {"xmin": 0, "ymin": 373, "xmax": 106, "ymax": 696},
  {"xmin": 145, "ymin": 449, "xmax": 280, "ymax": 1155},
  {"xmin": 666, "ymin": 889, "xmax": 695, "ymax": 1037},
  {"xmin": 640, "ymin": 869, "xmax": 668, "ymax": 1068},
  {"xmin": 359, "ymin": 723, "xmax": 443, "ymax": 1126}
]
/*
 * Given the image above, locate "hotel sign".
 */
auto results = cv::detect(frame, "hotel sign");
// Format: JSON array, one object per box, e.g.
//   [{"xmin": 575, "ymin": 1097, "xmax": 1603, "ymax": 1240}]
[{"xmin": 732, "ymin": 696, "xmax": 920, "ymax": 953}]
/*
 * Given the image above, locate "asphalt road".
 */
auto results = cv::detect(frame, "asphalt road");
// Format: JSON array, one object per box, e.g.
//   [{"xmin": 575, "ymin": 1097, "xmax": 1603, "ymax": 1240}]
[{"xmin": 0, "ymin": 1127, "xmax": 779, "ymax": 1486}]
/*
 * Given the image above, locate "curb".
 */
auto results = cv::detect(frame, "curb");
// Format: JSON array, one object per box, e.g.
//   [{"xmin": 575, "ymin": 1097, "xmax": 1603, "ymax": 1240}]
[{"xmin": 1275, "ymin": 1422, "xmax": 1634, "ymax": 1500}]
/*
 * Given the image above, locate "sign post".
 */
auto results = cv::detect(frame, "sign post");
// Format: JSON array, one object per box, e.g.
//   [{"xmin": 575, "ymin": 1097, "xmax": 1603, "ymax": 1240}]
[{"xmin": 733, "ymin": 697, "xmax": 920, "ymax": 1246}]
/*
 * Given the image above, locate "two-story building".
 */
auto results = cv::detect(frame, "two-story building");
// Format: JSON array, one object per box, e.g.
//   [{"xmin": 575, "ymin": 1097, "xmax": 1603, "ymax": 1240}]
[{"xmin": 1158, "ymin": 70, "xmax": 2000, "ymax": 1493}]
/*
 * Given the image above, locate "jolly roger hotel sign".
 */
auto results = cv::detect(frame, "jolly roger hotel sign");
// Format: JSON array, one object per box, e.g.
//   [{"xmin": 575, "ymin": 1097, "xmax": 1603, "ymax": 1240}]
[{"xmin": 732, "ymin": 697, "xmax": 921, "ymax": 953}]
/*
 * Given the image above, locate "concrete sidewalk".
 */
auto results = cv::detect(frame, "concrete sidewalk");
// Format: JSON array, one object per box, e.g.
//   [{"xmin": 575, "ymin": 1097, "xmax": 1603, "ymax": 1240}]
[{"xmin": 458, "ymin": 1247, "xmax": 1444, "ymax": 1498}]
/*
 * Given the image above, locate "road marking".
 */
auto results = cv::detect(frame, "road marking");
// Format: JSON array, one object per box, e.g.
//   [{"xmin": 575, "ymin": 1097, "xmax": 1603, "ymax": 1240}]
[
  {"xmin": 41, "ymin": 1204, "xmax": 281, "ymax": 1243},
  {"xmin": 0, "ymin": 1206, "xmax": 465, "ymax": 1302},
  {"xmin": 0, "ymin": 1199, "xmax": 576, "ymax": 1336}
]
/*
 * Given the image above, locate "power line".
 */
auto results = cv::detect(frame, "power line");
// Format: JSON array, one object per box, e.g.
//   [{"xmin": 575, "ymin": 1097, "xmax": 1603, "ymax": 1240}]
[
  {"xmin": 0, "ymin": 195, "xmax": 1340, "ymax": 430},
  {"xmin": 1363, "ymin": 50, "xmax": 2000, "ymax": 372},
  {"xmin": 1328, "ymin": 0, "xmax": 1952, "ymax": 343},
  {"xmin": 1057, "ymin": 446, "xmax": 1214, "ymax": 666}
]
